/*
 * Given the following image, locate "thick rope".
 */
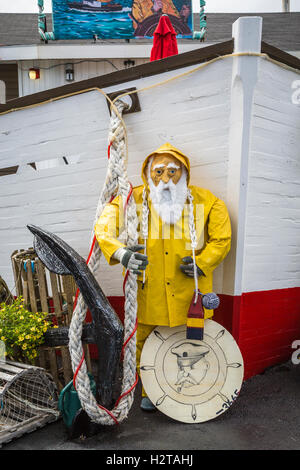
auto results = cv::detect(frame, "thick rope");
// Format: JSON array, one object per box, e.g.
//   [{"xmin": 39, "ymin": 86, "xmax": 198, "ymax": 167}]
[
  {"xmin": 193, "ymin": 0, "xmax": 207, "ymax": 40},
  {"xmin": 37, "ymin": 0, "xmax": 55, "ymax": 41},
  {"xmin": 141, "ymin": 187, "xmax": 149, "ymax": 286},
  {"xmin": 68, "ymin": 99, "xmax": 139, "ymax": 425},
  {"xmin": 187, "ymin": 189, "xmax": 199, "ymax": 303}
]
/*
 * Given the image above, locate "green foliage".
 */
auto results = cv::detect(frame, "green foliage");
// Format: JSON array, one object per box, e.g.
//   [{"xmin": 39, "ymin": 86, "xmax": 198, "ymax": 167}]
[{"xmin": 0, "ymin": 296, "xmax": 55, "ymax": 364}]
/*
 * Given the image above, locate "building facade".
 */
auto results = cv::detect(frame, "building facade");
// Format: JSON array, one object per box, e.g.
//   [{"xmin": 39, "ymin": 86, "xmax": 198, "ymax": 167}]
[{"xmin": 0, "ymin": 12, "xmax": 299, "ymax": 102}]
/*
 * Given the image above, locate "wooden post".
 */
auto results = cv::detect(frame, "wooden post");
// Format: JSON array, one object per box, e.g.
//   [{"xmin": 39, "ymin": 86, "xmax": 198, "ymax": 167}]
[
  {"xmin": 222, "ymin": 16, "xmax": 262, "ymax": 340},
  {"xmin": 47, "ymin": 347, "xmax": 62, "ymax": 390},
  {"xmin": 26, "ymin": 260, "xmax": 37, "ymax": 313},
  {"xmin": 49, "ymin": 271, "xmax": 62, "ymax": 322},
  {"xmin": 11, "ymin": 251, "xmax": 23, "ymax": 297},
  {"xmin": 223, "ymin": 16, "xmax": 262, "ymax": 298},
  {"xmin": 60, "ymin": 346, "xmax": 73, "ymax": 385},
  {"xmin": 0, "ymin": 79, "xmax": 5, "ymax": 105},
  {"xmin": 62, "ymin": 276, "xmax": 75, "ymax": 324},
  {"xmin": 36, "ymin": 260, "xmax": 49, "ymax": 313},
  {"xmin": 282, "ymin": 0, "xmax": 290, "ymax": 12},
  {"xmin": 21, "ymin": 261, "xmax": 29, "ymax": 306}
]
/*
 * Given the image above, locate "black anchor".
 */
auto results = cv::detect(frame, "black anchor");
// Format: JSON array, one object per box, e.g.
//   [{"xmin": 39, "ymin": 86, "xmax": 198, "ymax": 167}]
[{"xmin": 27, "ymin": 225, "xmax": 124, "ymax": 439}]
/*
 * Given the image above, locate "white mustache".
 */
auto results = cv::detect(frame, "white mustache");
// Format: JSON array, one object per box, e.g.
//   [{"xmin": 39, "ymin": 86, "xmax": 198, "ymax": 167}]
[
  {"xmin": 148, "ymin": 170, "xmax": 188, "ymax": 224},
  {"xmin": 155, "ymin": 179, "xmax": 177, "ymax": 204}
]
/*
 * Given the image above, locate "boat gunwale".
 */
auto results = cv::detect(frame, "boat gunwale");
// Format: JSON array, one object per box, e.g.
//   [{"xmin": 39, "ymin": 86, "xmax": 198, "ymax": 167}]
[
  {"xmin": 0, "ymin": 39, "xmax": 234, "ymax": 114},
  {"xmin": 0, "ymin": 39, "xmax": 300, "ymax": 115}
]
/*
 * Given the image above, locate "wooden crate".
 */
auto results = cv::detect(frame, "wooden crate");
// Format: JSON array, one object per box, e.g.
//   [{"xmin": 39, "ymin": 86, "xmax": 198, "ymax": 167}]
[
  {"xmin": 10, "ymin": 249, "xmax": 92, "ymax": 390},
  {"xmin": 11, "ymin": 248, "xmax": 77, "ymax": 326},
  {"xmin": 36, "ymin": 344, "xmax": 92, "ymax": 392}
]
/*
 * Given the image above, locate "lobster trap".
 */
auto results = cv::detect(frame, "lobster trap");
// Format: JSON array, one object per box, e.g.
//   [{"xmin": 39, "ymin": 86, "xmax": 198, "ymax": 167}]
[
  {"xmin": 11, "ymin": 248, "xmax": 77, "ymax": 325},
  {"xmin": 9, "ymin": 248, "xmax": 93, "ymax": 391},
  {"xmin": 0, "ymin": 359, "xmax": 59, "ymax": 447}
]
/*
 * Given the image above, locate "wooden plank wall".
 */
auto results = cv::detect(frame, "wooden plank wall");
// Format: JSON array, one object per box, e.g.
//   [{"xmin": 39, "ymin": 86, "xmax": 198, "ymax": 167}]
[
  {"xmin": 0, "ymin": 58, "xmax": 233, "ymax": 297},
  {"xmin": 244, "ymin": 58, "xmax": 300, "ymax": 293}
]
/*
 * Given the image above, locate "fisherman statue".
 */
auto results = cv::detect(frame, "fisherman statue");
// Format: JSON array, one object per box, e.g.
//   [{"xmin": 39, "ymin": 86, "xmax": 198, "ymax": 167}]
[
  {"xmin": 94, "ymin": 143, "xmax": 239, "ymax": 416},
  {"xmin": 28, "ymin": 142, "xmax": 243, "ymax": 431}
]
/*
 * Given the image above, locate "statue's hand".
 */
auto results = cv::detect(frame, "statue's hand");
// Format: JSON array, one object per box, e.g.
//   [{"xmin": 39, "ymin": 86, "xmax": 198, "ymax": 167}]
[
  {"xmin": 180, "ymin": 256, "xmax": 204, "ymax": 278},
  {"xmin": 114, "ymin": 245, "xmax": 148, "ymax": 276}
]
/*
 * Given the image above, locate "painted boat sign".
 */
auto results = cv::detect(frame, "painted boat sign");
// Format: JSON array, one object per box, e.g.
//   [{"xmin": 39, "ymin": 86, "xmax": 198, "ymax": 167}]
[{"xmin": 52, "ymin": 0, "xmax": 194, "ymax": 39}]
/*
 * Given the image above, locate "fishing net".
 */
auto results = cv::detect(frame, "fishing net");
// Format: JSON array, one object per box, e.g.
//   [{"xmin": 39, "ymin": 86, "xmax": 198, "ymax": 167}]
[{"xmin": 0, "ymin": 359, "xmax": 59, "ymax": 446}]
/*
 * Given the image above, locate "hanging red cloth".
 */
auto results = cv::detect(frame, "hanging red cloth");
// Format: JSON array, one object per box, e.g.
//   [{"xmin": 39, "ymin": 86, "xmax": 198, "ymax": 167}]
[{"xmin": 150, "ymin": 14, "xmax": 178, "ymax": 62}]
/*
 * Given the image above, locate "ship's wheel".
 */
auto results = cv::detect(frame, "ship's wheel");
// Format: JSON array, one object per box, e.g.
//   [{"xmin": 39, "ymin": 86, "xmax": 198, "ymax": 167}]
[
  {"xmin": 140, "ymin": 321, "xmax": 244, "ymax": 423},
  {"xmin": 134, "ymin": 13, "xmax": 192, "ymax": 37}
]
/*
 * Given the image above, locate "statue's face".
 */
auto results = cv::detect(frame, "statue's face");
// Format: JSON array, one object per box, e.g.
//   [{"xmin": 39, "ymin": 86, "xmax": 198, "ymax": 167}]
[{"xmin": 150, "ymin": 153, "xmax": 182, "ymax": 186}]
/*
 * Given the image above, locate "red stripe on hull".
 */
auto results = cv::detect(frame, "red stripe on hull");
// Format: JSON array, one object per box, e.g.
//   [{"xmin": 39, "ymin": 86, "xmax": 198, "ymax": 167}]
[
  {"xmin": 85, "ymin": 288, "xmax": 300, "ymax": 379},
  {"xmin": 216, "ymin": 287, "xmax": 300, "ymax": 379}
]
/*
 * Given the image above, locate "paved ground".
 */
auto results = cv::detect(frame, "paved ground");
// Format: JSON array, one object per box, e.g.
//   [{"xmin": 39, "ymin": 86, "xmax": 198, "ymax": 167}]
[{"xmin": 2, "ymin": 360, "xmax": 300, "ymax": 451}]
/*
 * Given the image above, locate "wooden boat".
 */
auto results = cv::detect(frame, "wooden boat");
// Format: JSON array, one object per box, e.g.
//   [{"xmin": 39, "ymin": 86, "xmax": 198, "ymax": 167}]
[
  {"xmin": 68, "ymin": 0, "xmax": 123, "ymax": 13},
  {"xmin": 0, "ymin": 17, "xmax": 300, "ymax": 383}
]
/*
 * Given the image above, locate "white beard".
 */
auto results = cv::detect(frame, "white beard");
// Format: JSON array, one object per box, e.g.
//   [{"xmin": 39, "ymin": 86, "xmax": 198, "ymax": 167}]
[{"xmin": 147, "ymin": 164, "xmax": 188, "ymax": 225}]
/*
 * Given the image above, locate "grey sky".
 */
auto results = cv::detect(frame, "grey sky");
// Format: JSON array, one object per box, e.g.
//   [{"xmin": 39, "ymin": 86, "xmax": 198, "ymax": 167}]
[{"xmin": 0, "ymin": 0, "xmax": 299, "ymax": 13}]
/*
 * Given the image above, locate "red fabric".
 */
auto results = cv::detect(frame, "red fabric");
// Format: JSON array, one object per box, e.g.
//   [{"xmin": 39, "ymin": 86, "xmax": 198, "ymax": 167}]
[{"xmin": 150, "ymin": 15, "xmax": 178, "ymax": 61}]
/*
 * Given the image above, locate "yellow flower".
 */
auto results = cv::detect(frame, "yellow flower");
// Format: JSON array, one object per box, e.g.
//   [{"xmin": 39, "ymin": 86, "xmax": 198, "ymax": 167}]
[
  {"xmin": 20, "ymin": 316, "xmax": 24, "ymax": 320},
  {"xmin": 1, "ymin": 336, "xmax": 5, "ymax": 341},
  {"xmin": 31, "ymin": 327, "xmax": 36, "ymax": 332},
  {"xmin": 18, "ymin": 336, "xmax": 24, "ymax": 341},
  {"xmin": 53, "ymin": 325, "xmax": 58, "ymax": 329},
  {"xmin": 25, "ymin": 335, "xmax": 30, "ymax": 340},
  {"xmin": 22, "ymin": 344, "xmax": 27, "ymax": 350}
]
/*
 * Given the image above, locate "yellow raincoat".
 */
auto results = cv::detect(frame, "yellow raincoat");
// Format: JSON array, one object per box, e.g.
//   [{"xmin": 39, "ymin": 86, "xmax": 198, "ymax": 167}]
[{"xmin": 94, "ymin": 143, "xmax": 231, "ymax": 327}]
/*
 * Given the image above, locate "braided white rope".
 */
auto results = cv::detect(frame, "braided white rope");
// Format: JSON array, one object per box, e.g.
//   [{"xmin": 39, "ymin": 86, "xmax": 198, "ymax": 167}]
[
  {"xmin": 68, "ymin": 100, "xmax": 139, "ymax": 425},
  {"xmin": 141, "ymin": 187, "xmax": 149, "ymax": 285},
  {"xmin": 38, "ymin": 0, "xmax": 55, "ymax": 41},
  {"xmin": 187, "ymin": 189, "xmax": 199, "ymax": 303},
  {"xmin": 141, "ymin": 186, "xmax": 198, "ymax": 300}
]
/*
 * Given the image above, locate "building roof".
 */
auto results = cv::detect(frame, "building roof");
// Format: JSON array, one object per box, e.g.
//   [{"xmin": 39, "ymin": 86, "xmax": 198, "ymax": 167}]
[
  {"xmin": 0, "ymin": 12, "xmax": 299, "ymax": 50},
  {"xmin": 195, "ymin": 12, "xmax": 300, "ymax": 50}
]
